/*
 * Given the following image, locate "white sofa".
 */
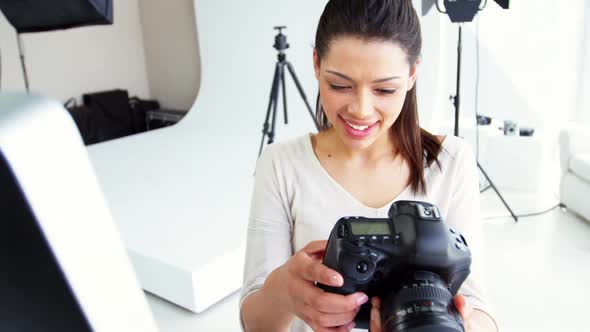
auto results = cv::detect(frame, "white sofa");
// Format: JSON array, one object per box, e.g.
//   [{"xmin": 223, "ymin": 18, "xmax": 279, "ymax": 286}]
[{"xmin": 559, "ymin": 124, "xmax": 590, "ymax": 221}]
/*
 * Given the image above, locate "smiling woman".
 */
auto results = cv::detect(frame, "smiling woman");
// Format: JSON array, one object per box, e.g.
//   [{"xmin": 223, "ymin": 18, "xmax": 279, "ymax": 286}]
[
  {"xmin": 240, "ymin": 1, "xmax": 498, "ymax": 332},
  {"xmin": 314, "ymin": 37, "xmax": 417, "ymax": 152},
  {"xmin": 310, "ymin": 0, "xmax": 442, "ymax": 197}
]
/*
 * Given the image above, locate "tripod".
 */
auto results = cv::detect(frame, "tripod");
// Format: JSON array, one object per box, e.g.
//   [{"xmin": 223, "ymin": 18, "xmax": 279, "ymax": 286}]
[
  {"xmin": 258, "ymin": 26, "xmax": 319, "ymax": 157},
  {"xmin": 451, "ymin": 24, "xmax": 518, "ymax": 222}
]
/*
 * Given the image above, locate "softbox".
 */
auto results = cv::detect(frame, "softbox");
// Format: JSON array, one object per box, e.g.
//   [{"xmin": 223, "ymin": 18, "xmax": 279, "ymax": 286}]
[{"xmin": 0, "ymin": 0, "xmax": 113, "ymax": 33}]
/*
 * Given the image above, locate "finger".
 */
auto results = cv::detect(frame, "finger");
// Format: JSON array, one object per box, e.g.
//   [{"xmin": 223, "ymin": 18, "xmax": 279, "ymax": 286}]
[
  {"xmin": 371, "ymin": 296, "xmax": 382, "ymax": 310},
  {"xmin": 301, "ymin": 303, "xmax": 360, "ymax": 328},
  {"xmin": 453, "ymin": 295, "xmax": 473, "ymax": 320},
  {"xmin": 315, "ymin": 291, "xmax": 368, "ymax": 313},
  {"xmin": 292, "ymin": 281, "xmax": 368, "ymax": 313},
  {"xmin": 297, "ymin": 257, "xmax": 343, "ymax": 287},
  {"xmin": 302, "ymin": 240, "xmax": 329, "ymax": 255},
  {"xmin": 370, "ymin": 297, "xmax": 382, "ymax": 332},
  {"xmin": 286, "ymin": 270, "xmax": 362, "ymax": 314}
]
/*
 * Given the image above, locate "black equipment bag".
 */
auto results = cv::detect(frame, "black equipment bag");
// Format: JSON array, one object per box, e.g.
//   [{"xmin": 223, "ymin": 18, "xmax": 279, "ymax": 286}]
[
  {"xmin": 129, "ymin": 97, "xmax": 160, "ymax": 133},
  {"xmin": 65, "ymin": 91, "xmax": 161, "ymax": 145},
  {"xmin": 65, "ymin": 101, "xmax": 101, "ymax": 145},
  {"xmin": 82, "ymin": 89, "xmax": 135, "ymax": 142}
]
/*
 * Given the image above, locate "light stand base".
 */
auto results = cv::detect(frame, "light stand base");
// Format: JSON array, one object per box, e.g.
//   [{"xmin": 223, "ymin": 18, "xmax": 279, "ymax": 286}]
[{"xmin": 478, "ymin": 162, "xmax": 519, "ymax": 222}]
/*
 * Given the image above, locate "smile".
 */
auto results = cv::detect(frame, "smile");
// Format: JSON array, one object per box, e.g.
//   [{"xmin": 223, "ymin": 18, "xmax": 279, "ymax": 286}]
[
  {"xmin": 345, "ymin": 121, "xmax": 370, "ymax": 131},
  {"xmin": 342, "ymin": 117, "xmax": 377, "ymax": 131},
  {"xmin": 339, "ymin": 115, "xmax": 378, "ymax": 139}
]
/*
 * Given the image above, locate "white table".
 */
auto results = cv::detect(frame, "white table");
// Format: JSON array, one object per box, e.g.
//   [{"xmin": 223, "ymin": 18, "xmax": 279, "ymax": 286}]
[
  {"xmin": 480, "ymin": 135, "xmax": 546, "ymax": 192},
  {"xmin": 145, "ymin": 290, "xmax": 241, "ymax": 332},
  {"xmin": 437, "ymin": 119, "xmax": 550, "ymax": 193}
]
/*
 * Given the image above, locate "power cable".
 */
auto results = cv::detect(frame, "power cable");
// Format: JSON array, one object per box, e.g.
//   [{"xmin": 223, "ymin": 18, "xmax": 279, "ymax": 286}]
[{"xmin": 483, "ymin": 203, "xmax": 565, "ymax": 221}]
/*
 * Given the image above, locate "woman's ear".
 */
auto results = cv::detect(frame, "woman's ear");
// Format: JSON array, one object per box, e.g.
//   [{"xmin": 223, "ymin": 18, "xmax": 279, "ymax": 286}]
[
  {"xmin": 407, "ymin": 58, "xmax": 420, "ymax": 91},
  {"xmin": 313, "ymin": 49, "xmax": 320, "ymax": 80}
]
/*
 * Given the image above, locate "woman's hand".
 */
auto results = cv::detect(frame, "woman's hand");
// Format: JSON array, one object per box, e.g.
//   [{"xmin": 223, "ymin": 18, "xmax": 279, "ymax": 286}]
[
  {"xmin": 453, "ymin": 294, "xmax": 475, "ymax": 331},
  {"xmin": 262, "ymin": 240, "xmax": 369, "ymax": 332},
  {"xmin": 369, "ymin": 297, "xmax": 383, "ymax": 332},
  {"xmin": 455, "ymin": 295, "xmax": 499, "ymax": 332},
  {"xmin": 369, "ymin": 295, "xmax": 478, "ymax": 332}
]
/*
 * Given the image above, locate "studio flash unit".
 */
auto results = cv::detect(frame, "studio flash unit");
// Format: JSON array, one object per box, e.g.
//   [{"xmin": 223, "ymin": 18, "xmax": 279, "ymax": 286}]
[{"xmin": 425, "ymin": 0, "xmax": 510, "ymax": 23}]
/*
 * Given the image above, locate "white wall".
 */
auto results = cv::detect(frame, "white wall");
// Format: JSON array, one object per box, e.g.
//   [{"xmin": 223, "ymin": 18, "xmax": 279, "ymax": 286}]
[
  {"xmin": 0, "ymin": 0, "xmax": 150, "ymax": 103},
  {"xmin": 138, "ymin": 0, "xmax": 200, "ymax": 111},
  {"xmin": 438, "ymin": 0, "xmax": 586, "ymax": 132},
  {"xmin": 418, "ymin": 2, "xmax": 457, "ymax": 132},
  {"xmin": 580, "ymin": 0, "xmax": 590, "ymax": 123},
  {"xmin": 428, "ymin": 1, "xmax": 587, "ymax": 196}
]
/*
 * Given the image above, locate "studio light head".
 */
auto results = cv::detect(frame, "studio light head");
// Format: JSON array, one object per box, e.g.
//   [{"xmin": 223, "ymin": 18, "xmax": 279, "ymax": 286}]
[
  {"xmin": 425, "ymin": 0, "xmax": 510, "ymax": 23},
  {"xmin": 494, "ymin": 0, "xmax": 510, "ymax": 9},
  {"xmin": 443, "ymin": 0, "xmax": 483, "ymax": 23}
]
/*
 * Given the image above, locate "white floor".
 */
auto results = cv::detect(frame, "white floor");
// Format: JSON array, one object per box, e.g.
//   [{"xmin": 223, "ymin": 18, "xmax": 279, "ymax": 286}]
[
  {"xmin": 479, "ymin": 189, "xmax": 590, "ymax": 332},
  {"xmin": 146, "ymin": 188, "xmax": 590, "ymax": 331}
]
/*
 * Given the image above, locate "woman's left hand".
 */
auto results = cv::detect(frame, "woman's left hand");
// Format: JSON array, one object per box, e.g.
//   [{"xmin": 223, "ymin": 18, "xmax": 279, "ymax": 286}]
[
  {"xmin": 369, "ymin": 297, "xmax": 383, "ymax": 332},
  {"xmin": 369, "ymin": 294, "xmax": 475, "ymax": 332},
  {"xmin": 452, "ymin": 294, "xmax": 474, "ymax": 331}
]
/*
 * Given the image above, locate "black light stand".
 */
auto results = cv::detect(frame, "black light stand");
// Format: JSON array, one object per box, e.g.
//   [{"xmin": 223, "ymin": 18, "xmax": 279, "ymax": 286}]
[
  {"xmin": 16, "ymin": 34, "xmax": 30, "ymax": 93},
  {"xmin": 258, "ymin": 26, "xmax": 319, "ymax": 157},
  {"xmin": 438, "ymin": 1, "xmax": 518, "ymax": 222}
]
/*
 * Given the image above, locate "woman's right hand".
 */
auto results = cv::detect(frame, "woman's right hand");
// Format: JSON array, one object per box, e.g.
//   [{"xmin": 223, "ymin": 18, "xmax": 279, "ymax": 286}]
[{"xmin": 262, "ymin": 240, "xmax": 369, "ymax": 332}]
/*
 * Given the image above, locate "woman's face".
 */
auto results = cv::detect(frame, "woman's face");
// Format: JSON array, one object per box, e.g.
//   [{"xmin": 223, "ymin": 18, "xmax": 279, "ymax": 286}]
[{"xmin": 314, "ymin": 36, "xmax": 418, "ymax": 151}]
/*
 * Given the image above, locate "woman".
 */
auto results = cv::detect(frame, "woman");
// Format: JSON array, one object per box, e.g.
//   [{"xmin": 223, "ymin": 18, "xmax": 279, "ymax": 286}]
[{"xmin": 240, "ymin": 0, "xmax": 498, "ymax": 331}]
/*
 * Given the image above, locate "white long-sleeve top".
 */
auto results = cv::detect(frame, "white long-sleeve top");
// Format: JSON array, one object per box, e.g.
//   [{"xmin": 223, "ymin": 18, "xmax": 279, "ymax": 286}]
[{"xmin": 240, "ymin": 133, "xmax": 495, "ymax": 332}]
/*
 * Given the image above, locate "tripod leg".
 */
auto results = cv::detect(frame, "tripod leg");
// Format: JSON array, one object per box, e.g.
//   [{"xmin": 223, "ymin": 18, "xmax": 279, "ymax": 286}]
[
  {"xmin": 259, "ymin": 63, "xmax": 281, "ymax": 157},
  {"xmin": 478, "ymin": 162, "xmax": 519, "ymax": 222},
  {"xmin": 281, "ymin": 65, "xmax": 288, "ymax": 124},
  {"xmin": 268, "ymin": 65, "xmax": 283, "ymax": 145},
  {"xmin": 285, "ymin": 62, "xmax": 319, "ymax": 131}
]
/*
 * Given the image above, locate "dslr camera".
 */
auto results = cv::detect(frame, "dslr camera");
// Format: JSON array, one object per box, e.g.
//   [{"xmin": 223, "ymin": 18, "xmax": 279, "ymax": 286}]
[{"xmin": 318, "ymin": 200, "xmax": 471, "ymax": 332}]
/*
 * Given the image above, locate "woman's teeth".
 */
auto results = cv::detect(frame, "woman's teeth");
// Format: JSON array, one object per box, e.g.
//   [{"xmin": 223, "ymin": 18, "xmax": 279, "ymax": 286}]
[{"xmin": 345, "ymin": 120, "xmax": 370, "ymax": 131}]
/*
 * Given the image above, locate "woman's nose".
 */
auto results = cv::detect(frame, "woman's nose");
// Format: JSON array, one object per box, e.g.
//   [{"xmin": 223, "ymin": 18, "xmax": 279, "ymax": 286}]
[{"xmin": 349, "ymin": 89, "xmax": 373, "ymax": 118}]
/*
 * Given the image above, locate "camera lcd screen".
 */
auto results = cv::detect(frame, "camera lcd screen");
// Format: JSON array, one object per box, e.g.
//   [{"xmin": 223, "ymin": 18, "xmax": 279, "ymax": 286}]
[{"xmin": 350, "ymin": 221, "xmax": 391, "ymax": 235}]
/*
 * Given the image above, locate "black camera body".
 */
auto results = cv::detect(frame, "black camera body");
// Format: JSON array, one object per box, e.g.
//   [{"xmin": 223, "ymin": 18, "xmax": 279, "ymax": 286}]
[{"xmin": 319, "ymin": 200, "xmax": 471, "ymax": 331}]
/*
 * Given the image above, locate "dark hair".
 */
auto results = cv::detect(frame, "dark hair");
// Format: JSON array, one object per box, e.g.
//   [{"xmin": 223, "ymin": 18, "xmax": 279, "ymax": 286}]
[{"xmin": 314, "ymin": 0, "xmax": 442, "ymax": 195}]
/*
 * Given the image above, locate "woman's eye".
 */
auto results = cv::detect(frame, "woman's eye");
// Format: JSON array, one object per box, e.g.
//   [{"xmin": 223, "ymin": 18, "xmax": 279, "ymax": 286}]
[
  {"xmin": 376, "ymin": 89, "xmax": 396, "ymax": 94},
  {"xmin": 329, "ymin": 84, "xmax": 349, "ymax": 91}
]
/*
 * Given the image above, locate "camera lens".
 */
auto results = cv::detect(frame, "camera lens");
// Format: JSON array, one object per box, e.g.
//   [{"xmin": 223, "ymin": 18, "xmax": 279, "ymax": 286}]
[{"xmin": 381, "ymin": 271, "xmax": 463, "ymax": 332}]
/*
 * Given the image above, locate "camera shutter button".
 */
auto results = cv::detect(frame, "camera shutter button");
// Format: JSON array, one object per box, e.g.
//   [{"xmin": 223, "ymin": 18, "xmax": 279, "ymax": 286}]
[{"xmin": 356, "ymin": 261, "xmax": 369, "ymax": 273}]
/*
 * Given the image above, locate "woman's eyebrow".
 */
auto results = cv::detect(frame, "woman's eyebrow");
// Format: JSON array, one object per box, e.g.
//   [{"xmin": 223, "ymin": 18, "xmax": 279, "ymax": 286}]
[{"xmin": 326, "ymin": 70, "xmax": 402, "ymax": 83}]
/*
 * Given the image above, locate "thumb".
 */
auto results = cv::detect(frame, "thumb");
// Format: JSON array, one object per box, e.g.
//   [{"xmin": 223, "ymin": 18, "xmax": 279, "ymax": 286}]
[
  {"xmin": 370, "ymin": 297, "xmax": 382, "ymax": 332},
  {"xmin": 453, "ymin": 295, "xmax": 473, "ymax": 321}
]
